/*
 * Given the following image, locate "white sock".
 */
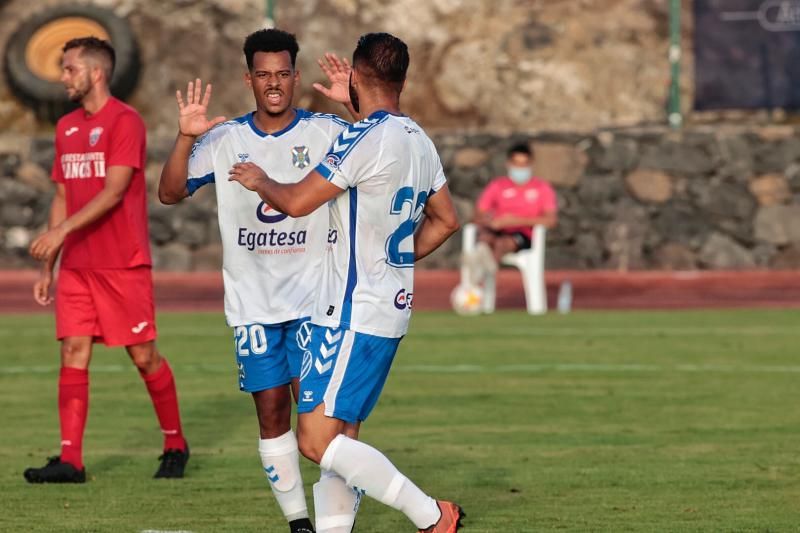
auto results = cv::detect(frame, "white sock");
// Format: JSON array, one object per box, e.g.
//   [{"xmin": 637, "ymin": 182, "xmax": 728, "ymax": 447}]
[
  {"xmin": 320, "ymin": 434, "xmax": 440, "ymax": 529},
  {"xmin": 313, "ymin": 469, "xmax": 360, "ymax": 533},
  {"xmin": 258, "ymin": 430, "xmax": 309, "ymax": 522}
]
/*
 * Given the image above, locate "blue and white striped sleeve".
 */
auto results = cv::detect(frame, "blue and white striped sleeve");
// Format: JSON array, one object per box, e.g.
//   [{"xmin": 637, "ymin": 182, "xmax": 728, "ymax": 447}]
[
  {"xmin": 314, "ymin": 120, "xmax": 381, "ymax": 190},
  {"xmin": 186, "ymin": 125, "xmax": 226, "ymax": 196}
]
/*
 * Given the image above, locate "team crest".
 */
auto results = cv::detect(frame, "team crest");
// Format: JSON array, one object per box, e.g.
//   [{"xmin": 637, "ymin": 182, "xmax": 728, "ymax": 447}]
[
  {"xmin": 89, "ymin": 127, "xmax": 104, "ymax": 146},
  {"xmin": 292, "ymin": 146, "xmax": 310, "ymax": 169},
  {"xmin": 237, "ymin": 153, "xmax": 249, "ymax": 162}
]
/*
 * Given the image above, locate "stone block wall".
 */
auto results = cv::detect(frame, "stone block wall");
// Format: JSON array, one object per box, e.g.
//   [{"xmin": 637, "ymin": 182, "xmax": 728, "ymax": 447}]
[
  {"xmin": 3, "ymin": 0, "xmax": 798, "ymax": 271},
  {"xmin": 1, "ymin": 0, "xmax": 689, "ymax": 136},
  {"xmin": 429, "ymin": 125, "xmax": 800, "ymax": 270},
  {"xmin": 3, "ymin": 124, "xmax": 800, "ymax": 271}
]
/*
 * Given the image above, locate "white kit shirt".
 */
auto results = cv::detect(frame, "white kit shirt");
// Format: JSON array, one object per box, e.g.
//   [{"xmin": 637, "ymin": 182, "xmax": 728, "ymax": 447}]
[
  {"xmin": 187, "ymin": 109, "xmax": 348, "ymax": 326},
  {"xmin": 312, "ymin": 110, "xmax": 447, "ymax": 338}
]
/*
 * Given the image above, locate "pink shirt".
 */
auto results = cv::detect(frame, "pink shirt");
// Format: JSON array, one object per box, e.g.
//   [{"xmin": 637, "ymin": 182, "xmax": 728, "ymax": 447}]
[{"xmin": 477, "ymin": 176, "xmax": 557, "ymax": 239}]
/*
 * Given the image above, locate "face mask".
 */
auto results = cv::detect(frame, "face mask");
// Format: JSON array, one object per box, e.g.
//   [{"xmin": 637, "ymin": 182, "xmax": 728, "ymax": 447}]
[
  {"xmin": 508, "ymin": 167, "xmax": 532, "ymax": 184},
  {"xmin": 349, "ymin": 72, "xmax": 360, "ymax": 113}
]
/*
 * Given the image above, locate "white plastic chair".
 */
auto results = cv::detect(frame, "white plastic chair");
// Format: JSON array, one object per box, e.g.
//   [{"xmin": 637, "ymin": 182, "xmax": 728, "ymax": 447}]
[{"xmin": 461, "ymin": 223, "xmax": 547, "ymax": 315}]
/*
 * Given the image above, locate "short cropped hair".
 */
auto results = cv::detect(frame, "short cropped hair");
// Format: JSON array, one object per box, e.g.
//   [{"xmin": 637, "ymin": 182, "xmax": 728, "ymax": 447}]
[
  {"xmin": 63, "ymin": 36, "xmax": 115, "ymax": 80},
  {"xmin": 352, "ymin": 32, "xmax": 409, "ymax": 91},
  {"xmin": 507, "ymin": 143, "xmax": 533, "ymax": 159},
  {"xmin": 243, "ymin": 28, "xmax": 299, "ymax": 70}
]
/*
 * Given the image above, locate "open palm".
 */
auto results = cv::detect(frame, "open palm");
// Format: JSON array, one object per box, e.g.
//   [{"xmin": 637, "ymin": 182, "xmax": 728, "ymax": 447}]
[
  {"xmin": 313, "ymin": 53, "xmax": 352, "ymax": 104},
  {"xmin": 176, "ymin": 78, "xmax": 226, "ymax": 137}
]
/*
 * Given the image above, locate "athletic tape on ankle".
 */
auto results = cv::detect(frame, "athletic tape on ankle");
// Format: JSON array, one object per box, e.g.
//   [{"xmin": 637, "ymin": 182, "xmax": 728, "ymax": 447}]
[
  {"xmin": 381, "ymin": 473, "xmax": 407, "ymax": 506},
  {"xmin": 313, "ymin": 477, "xmax": 358, "ymax": 532},
  {"xmin": 316, "ymin": 515, "xmax": 356, "ymax": 530}
]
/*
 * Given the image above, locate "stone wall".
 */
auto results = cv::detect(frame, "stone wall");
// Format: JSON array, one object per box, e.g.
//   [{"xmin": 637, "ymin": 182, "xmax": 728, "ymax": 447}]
[
  {"xmin": 280, "ymin": 0, "xmax": 689, "ymax": 133},
  {"xmin": 0, "ymin": 0, "xmax": 265, "ymax": 135},
  {"xmin": 0, "ymin": 0, "xmax": 690, "ymax": 135},
  {"xmin": 429, "ymin": 125, "xmax": 800, "ymax": 270},
  {"xmin": 3, "ymin": 0, "xmax": 800, "ymax": 271},
  {"xmin": 3, "ymin": 124, "xmax": 800, "ymax": 271}
]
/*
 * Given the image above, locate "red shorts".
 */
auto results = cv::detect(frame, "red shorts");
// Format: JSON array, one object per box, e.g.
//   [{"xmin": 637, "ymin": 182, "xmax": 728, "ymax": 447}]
[{"xmin": 55, "ymin": 267, "xmax": 157, "ymax": 347}]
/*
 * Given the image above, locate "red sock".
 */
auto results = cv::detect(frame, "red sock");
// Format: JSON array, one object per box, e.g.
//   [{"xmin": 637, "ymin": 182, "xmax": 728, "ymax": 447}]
[
  {"xmin": 140, "ymin": 358, "xmax": 186, "ymax": 451},
  {"xmin": 59, "ymin": 367, "xmax": 89, "ymax": 470}
]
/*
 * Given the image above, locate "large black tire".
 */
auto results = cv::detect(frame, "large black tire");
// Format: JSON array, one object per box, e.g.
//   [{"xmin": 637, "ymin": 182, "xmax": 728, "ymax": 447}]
[{"xmin": 3, "ymin": 4, "xmax": 139, "ymax": 123}]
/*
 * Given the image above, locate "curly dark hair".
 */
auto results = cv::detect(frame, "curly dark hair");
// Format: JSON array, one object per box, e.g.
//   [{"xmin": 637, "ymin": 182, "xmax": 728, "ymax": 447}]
[
  {"xmin": 63, "ymin": 36, "xmax": 115, "ymax": 80},
  {"xmin": 243, "ymin": 28, "xmax": 299, "ymax": 70},
  {"xmin": 352, "ymin": 32, "xmax": 409, "ymax": 91}
]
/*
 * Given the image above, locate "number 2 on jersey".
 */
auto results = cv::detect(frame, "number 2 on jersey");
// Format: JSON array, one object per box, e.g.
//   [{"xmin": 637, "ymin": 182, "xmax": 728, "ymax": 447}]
[{"xmin": 385, "ymin": 186, "xmax": 428, "ymax": 268}]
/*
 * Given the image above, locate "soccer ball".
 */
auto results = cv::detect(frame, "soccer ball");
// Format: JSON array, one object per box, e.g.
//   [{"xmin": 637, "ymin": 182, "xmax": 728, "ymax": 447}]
[{"xmin": 450, "ymin": 283, "xmax": 484, "ymax": 316}]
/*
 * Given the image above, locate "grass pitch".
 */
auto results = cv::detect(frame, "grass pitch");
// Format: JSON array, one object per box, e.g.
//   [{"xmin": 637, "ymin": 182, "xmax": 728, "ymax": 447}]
[{"xmin": 1, "ymin": 309, "xmax": 799, "ymax": 532}]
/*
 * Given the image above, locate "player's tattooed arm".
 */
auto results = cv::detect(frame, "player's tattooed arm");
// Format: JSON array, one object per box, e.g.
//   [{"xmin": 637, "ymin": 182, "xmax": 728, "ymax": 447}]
[
  {"xmin": 228, "ymin": 162, "xmax": 342, "ymax": 217},
  {"xmin": 414, "ymin": 184, "xmax": 460, "ymax": 261},
  {"xmin": 313, "ymin": 52, "xmax": 361, "ymax": 121},
  {"xmin": 160, "ymin": 79, "xmax": 226, "ymax": 204}
]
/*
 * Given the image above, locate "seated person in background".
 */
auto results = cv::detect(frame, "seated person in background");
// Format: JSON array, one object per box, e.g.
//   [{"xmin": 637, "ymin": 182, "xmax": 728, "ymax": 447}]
[{"xmin": 474, "ymin": 142, "xmax": 558, "ymax": 264}]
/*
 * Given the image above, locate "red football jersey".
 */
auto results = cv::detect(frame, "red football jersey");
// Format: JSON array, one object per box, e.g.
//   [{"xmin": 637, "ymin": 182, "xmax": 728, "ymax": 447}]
[{"xmin": 51, "ymin": 97, "xmax": 152, "ymax": 269}]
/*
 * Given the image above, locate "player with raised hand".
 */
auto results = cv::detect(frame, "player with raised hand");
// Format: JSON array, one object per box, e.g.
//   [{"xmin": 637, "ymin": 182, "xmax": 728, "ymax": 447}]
[
  {"xmin": 228, "ymin": 33, "xmax": 464, "ymax": 533},
  {"xmin": 159, "ymin": 28, "xmax": 358, "ymax": 533},
  {"xmin": 174, "ymin": 79, "xmax": 227, "ymax": 137},
  {"xmin": 25, "ymin": 37, "xmax": 189, "ymax": 484},
  {"xmin": 313, "ymin": 53, "xmax": 360, "ymax": 121}
]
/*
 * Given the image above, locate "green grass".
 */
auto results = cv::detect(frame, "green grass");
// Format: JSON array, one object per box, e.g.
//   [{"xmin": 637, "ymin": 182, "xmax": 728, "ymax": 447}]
[{"xmin": 2, "ymin": 309, "xmax": 800, "ymax": 532}]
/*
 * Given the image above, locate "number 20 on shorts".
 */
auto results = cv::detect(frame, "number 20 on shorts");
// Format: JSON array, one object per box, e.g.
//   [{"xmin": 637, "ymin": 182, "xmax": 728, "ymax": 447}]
[{"xmin": 235, "ymin": 324, "xmax": 268, "ymax": 356}]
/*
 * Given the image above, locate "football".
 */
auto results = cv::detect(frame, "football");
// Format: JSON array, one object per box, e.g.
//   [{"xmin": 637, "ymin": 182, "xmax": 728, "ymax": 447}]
[{"xmin": 450, "ymin": 283, "xmax": 484, "ymax": 316}]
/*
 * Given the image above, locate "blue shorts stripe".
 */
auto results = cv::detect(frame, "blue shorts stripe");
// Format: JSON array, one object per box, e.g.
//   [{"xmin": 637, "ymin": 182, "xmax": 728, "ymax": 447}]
[{"xmin": 322, "ymin": 330, "xmax": 355, "ymax": 415}]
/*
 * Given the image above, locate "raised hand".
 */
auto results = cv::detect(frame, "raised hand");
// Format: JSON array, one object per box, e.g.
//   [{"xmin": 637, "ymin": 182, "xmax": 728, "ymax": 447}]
[
  {"xmin": 176, "ymin": 78, "xmax": 227, "ymax": 137},
  {"xmin": 313, "ymin": 52, "xmax": 352, "ymax": 104}
]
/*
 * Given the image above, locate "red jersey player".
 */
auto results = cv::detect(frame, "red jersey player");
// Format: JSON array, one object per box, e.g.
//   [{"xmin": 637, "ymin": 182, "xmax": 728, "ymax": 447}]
[
  {"xmin": 24, "ymin": 37, "xmax": 189, "ymax": 483},
  {"xmin": 474, "ymin": 142, "xmax": 558, "ymax": 263}
]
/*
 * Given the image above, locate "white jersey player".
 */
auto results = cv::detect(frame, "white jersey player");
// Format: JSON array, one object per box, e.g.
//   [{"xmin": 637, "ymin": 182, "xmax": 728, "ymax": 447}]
[
  {"xmin": 228, "ymin": 33, "xmax": 463, "ymax": 533},
  {"xmin": 186, "ymin": 107, "xmax": 346, "ymax": 326},
  {"xmin": 159, "ymin": 29, "xmax": 351, "ymax": 533},
  {"xmin": 311, "ymin": 109, "xmax": 446, "ymax": 338}
]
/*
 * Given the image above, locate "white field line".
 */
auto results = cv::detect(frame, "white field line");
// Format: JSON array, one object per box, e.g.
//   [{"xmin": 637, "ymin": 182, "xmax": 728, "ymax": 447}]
[
  {"xmin": 4, "ymin": 362, "xmax": 800, "ymax": 376},
  {"xmin": 1, "ymin": 326, "xmax": 799, "ymax": 338},
  {"xmin": 398, "ymin": 363, "xmax": 800, "ymax": 374},
  {"xmin": 0, "ymin": 363, "xmax": 231, "ymax": 375},
  {"xmin": 140, "ymin": 530, "xmax": 195, "ymax": 533}
]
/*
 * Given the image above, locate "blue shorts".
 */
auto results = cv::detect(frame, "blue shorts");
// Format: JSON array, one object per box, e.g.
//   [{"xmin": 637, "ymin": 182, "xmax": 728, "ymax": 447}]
[
  {"xmin": 297, "ymin": 325, "xmax": 401, "ymax": 423},
  {"xmin": 234, "ymin": 318, "xmax": 312, "ymax": 393}
]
